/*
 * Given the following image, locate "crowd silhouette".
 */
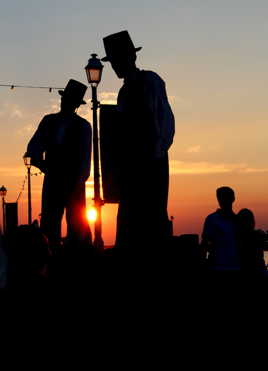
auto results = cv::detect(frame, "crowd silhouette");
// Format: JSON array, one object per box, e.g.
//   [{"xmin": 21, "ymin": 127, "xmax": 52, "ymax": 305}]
[{"xmin": 0, "ymin": 30, "xmax": 267, "ymax": 291}]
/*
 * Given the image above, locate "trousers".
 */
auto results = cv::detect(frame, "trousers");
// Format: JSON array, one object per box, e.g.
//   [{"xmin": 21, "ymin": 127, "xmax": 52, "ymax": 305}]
[
  {"xmin": 115, "ymin": 153, "xmax": 170, "ymax": 250},
  {"xmin": 40, "ymin": 175, "xmax": 92, "ymax": 246}
]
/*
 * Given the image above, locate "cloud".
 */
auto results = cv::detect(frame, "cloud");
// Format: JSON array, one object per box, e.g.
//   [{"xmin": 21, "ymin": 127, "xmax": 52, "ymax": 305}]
[
  {"xmin": 186, "ymin": 145, "xmax": 201, "ymax": 153},
  {"xmin": 168, "ymin": 95, "xmax": 176, "ymax": 103},
  {"xmin": 16, "ymin": 124, "xmax": 35, "ymax": 137},
  {"xmin": 0, "ymin": 166, "xmax": 26, "ymax": 177},
  {"xmin": 47, "ymin": 98, "xmax": 59, "ymax": 113},
  {"xmin": 98, "ymin": 92, "xmax": 193, "ymax": 109},
  {"xmin": 0, "ymin": 103, "xmax": 24, "ymax": 119},
  {"xmin": 168, "ymin": 95, "xmax": 192, "ymax": 111},
  {"xmin": 77, "ymin": 92, "xmax": 117, "ymax": 121},
  {"xmin": 170, "ymin": 160, "xmax": 268, "ymax": 175},
  {"xmin": 11, "ymin": 108, "xmax": 23, "ymax": 118},
  {"xmin": 100, "ymin": 92, "xmax": 117, "ymax": 99},
  {"xmin": 242, "ymin": 167, "xmax": 268, "ymax": 173},
  {"xmin": 78, "ymin": 104, "xmax": 92, "ymax": 122},
  {"xmin": 99, "ymin": 91, "xmax": 117, "ymax": 105}
]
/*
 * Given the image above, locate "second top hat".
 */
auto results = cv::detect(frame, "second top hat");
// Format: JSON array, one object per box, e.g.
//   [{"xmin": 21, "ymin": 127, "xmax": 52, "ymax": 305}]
[
  {"xmin": 102, "ymin": 30, "xmax": 142, "ymax": 62},
  {"xmin": 58, "ymin": 79, "xmax": 87, "ymax": 105}
]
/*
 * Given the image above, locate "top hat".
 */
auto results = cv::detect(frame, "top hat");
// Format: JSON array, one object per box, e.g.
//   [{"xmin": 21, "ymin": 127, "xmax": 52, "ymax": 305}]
[
  {"xmin": 101, "ymin": 30, "xmax": 142, "ymax": 62},
  {"xmin": 58, "ymin": 79, "xmax": 87, "ymax": 105}
]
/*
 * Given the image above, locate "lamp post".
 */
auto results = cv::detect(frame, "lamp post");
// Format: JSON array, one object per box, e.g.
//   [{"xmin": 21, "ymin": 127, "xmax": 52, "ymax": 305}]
[
  {"xmin": 0, "ymin": 186, "xmax": 7, "ymax": 234},
  {"xmin": 23, "ymin": 154, "xmax": 32, "ymax": 225},
  {"xmin": 85, "ymin": 53, "xmax": 104, "ymax": 249}
]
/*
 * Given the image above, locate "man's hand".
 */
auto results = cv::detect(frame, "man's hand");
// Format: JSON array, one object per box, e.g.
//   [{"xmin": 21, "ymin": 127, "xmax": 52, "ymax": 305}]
[{"xmin": 30, "ymin": 158, "xmax": 47, "ymax": 174}]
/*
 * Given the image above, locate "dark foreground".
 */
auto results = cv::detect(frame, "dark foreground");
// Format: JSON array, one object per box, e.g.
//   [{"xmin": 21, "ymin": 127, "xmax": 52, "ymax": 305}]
[
  {"xmin": 2, "ymin": 243, "xmax": 268, "ymax": 297},
  {"xmin": 1, "ymin": 229, "xmax": 267, "ymax": 309}
]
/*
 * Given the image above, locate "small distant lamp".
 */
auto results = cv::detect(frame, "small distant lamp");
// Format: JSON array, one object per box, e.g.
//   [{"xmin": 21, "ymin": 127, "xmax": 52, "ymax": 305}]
[
  {"xmin": 23, "ymin": 153, "xmax": 32, "ymax": 225},
  {"xmin": 0, "ymin": 186, "xmax": 7, "ymax": 234},
  {"xmin": 23, "ymin": 155, "xmax": 31, "ymax": 169},
  {"xmin": 0, "ymin": 186, "xmax": 7, "ymax": 198}
]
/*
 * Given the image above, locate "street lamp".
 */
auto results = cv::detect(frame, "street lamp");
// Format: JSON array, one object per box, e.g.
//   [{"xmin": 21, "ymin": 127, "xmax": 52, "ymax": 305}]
[
  {"xmin": 0, "ymin": 186, "xmax": 7, "ymax": 234},
  {"xmin": 85, "ymin": 53, "xmax": 104, "ymax": 249},
  {"xmin": 85, "ymin": 53, "xmax": 103, "ymax": 87},
  {"xmin": 23, "ymin": 153, "xmax": 32, "ymax": 225}
]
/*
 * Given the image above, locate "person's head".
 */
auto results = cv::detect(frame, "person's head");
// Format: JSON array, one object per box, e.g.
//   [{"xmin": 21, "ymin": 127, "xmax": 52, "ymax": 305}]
[
  {"xmin": 102, "ymin": 31, "xmax": 142, "ymax": 78},
  {"xmin": 216, "ymin": 186, "xmax": 235, "ymax": 211},
  {"xmin": 109, "ymin": 53, "xmax": 137, "ymax": 79},
  {"xmin": 58, "ymin": 79, "xmax": 87, "ymax": 113},
  {"xmin": 60, "ymin": 96, "xmax": 81, "ymax": 113},
  {"xmin": 237, "ymin": 208, "xmax": 255, "ymax": 231}
]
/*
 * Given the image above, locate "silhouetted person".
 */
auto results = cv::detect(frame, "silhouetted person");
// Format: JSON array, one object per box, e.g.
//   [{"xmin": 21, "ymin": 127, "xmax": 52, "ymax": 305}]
[
  {"xmin": 25, "ymin": 79, "xmax": 92, "ymax": 247},
  {"xmin": 201, "ymin": 187, "xmax": 240, "ymax": 271},
  {"xmin": 236, "ymin": 208, "xmax": 266, "ymax": 275},
  {"xmin": 0, "ymin": 235, "xmax": 7, "ymax": 289},
  {"xmin": 7, "ymin": 225, "xmax": 50, "ymax": 290},
  {"xmin": 101, "ymin": 30, "xmax": 175, "ymax": 250}
]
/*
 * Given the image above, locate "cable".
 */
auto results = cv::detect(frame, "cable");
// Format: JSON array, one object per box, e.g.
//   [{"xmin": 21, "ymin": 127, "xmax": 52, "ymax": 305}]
[
  {"xmin": 16, "ymin": 171, "xmax": 43, "ymax": 203},
  {"xmin": 16, "ymin": 175, "xmax": 27, "ymax": 203},
  {"xmin": 0, "ymin": 83, "xmax": 64, "ymax": 92}
]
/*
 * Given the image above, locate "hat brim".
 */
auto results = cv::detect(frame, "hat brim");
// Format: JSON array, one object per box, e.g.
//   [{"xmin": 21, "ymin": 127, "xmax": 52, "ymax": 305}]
[
  {"xmin": 101, "ymin": 46, "xmax": 142, "ymax": 62},
  {"xmin": 58, "ymin": 90, "xmax": 86, "ymax": 105}
]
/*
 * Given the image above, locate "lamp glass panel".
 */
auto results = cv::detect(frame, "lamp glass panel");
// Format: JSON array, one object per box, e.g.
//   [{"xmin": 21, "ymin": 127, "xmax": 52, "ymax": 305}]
[
  {"xmin": 0, "ymin": 188, "xmax": 7, "ymax": 197},
  {"xmin": 89, "ymin": 69, "xmax": 101, "ymax": 83}
]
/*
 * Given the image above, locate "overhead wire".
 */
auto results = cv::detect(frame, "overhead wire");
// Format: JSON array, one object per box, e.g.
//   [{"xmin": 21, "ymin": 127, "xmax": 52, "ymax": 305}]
[{"xmin": 0, "ymin": 83, "xmax": 63, "ymax": 92}]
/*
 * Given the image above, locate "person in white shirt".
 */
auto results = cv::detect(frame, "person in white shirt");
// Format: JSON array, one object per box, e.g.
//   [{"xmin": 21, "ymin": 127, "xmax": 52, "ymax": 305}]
[
  {"xmin": 101, "ymin": 31, "xmax": 175, "ymax": 250},
  {"xmin": 201, "ymin": 186, "xmax": 240, "ymax": 271},
  {"xmin": 25, "ymin": 79, "xmax": 92, "ymax": 247}
]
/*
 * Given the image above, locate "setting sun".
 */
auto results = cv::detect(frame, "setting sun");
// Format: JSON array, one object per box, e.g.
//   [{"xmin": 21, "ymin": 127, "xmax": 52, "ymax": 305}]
[{"xmin": 87, "ymin": 207, "xmax": 97, "ymax": 223}]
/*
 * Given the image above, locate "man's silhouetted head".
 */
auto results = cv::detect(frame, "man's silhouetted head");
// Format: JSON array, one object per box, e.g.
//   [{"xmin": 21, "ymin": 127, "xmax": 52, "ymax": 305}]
[
  {"xmin": 58, "ymin": 79, "xmax": 87, "ymax": 113},
  {"xmin": 102, "ymin": 31, "xmax": 141, "ymax": 78},
  {"xmin": 60, "ymin": 96, "xmax": 80, "ymax": 113},
  {"xmin": 216, "ymin": 186, "xmax": 235, "ymax": 211}
]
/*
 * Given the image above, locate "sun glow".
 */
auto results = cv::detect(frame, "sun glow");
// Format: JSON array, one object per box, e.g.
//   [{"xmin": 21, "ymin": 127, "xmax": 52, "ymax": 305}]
[{"xmin": 87, "ymin": 207, "xmax": 97, "ymax": 223}]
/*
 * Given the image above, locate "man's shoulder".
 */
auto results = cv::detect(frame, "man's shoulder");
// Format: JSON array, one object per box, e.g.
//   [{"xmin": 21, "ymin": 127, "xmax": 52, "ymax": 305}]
[
  {"xmin": 37, "ymin": 113, "xmax": 59, "ymax": 129},
  {"xmin": 74, "ymin": 115, "xmax": 91, "ymax": 130},
  {"xmin": 141, "ymin": 70, "xmax": 164, "ymax": 84},
  {"xmin": 205, "ymin": 210, "xmax": 236, "ymax": 227},
  {"xmin": 203, "ymin": 212, "xmax": 224, "ymax": 237},
  {"xmin": 141, "ymin": 70, "xmax": 162, "ymax": 79},
  {"xmin": 40, "ymin": 112, "xmax": 61, "ymax": 124},
  {"xmin": 75, "ymin": 114, "xmax": 90, "ymax": 125},
  {"xmin": 140, "ymin": 70, "xmax": 166, "ymax": 95},
  {"xmin": 43, "ymin": 113, "xmax": 60, "ymax": 120},
  {"xmin": 205, "ymin": 211, "xmax": 220, "ymax": 222}
]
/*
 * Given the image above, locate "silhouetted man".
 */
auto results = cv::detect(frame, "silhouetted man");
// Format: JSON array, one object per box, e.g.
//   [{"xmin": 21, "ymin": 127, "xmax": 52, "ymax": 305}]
[
  {"xmin": 25, "ymin": 79, "xmax": 92, "ymax": 247},
  {"xmin": 102, "ymin": 31, "xmax": 175, "ymax": 250},
  {"xmin": 201, "ymin": 187, "xmax": 240, "ymax": 271}
]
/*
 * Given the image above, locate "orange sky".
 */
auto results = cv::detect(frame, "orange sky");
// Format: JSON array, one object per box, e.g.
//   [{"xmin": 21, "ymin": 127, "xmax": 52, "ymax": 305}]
[{"xmin": 2, "ymin": 159, "xmax": 268, "ymax": 246}]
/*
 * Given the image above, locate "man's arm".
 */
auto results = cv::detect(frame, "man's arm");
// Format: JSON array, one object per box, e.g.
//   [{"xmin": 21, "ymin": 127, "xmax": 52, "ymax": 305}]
[
  {"xmin": 26, "ymin": 116, "xmax": 47, "ymax": 173},
  {"xmin": 200, "ymin": 216, "xmax": 213, "ymax": 263},
  {"xmin": 143, "ymin": 72, "xmax": 175, "ymax": 158}
]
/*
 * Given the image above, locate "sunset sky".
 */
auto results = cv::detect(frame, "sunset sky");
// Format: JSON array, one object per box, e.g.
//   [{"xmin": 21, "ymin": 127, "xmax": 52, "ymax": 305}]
[{"xmin": 1, "ymin": 0, "xmax": 268, "ymax": 244}]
